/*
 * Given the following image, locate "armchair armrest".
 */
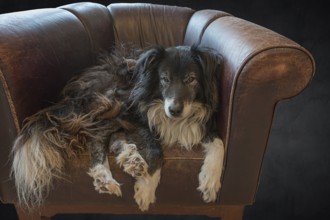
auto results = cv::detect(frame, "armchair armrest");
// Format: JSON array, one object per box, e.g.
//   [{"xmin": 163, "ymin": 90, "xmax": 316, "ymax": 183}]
[
  {"xmin": 0, "ymin": 3, "xmax": 113, "ymax": 202},
  {"xmin": 189, "ymin": 15, "xmax": 315, "ymax": 203}
]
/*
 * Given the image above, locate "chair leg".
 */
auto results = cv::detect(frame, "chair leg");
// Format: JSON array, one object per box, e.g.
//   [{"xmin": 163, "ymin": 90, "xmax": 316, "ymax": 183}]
[
  {"xmin": 221, "ymin": 205, "xmax": 245, "ymax": 220},
  {"xmin": 15, "ymin": 205, "xmax": 51, "ymax": 220}
]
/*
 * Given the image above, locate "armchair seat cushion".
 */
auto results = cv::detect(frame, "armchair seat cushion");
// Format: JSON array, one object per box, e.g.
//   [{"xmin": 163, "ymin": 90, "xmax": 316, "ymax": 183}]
[{"xmin": 44, "ymin": 146, "xmax": 205, "ymax": 207}]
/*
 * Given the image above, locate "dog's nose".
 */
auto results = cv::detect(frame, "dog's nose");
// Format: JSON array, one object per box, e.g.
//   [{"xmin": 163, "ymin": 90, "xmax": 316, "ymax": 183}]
[{"xmin": 168, "ymin": 103, "xmax": 183, "ymax": 117}]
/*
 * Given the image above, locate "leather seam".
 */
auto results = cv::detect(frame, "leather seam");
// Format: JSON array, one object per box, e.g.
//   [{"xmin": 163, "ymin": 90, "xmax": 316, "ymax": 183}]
[
  {"xmin": 181, "ymin": 9, "xmax": 197, "ymax": 45},
  {"xmin": 198, "ymin": 13, "xmax": 232, "ymax": 44},
  {"xmin": 59, "ymin": 7, "xmax": 95, "ymax": 54},
  {"xmin": 0, "ymin": 69, "xmax": 20, "ymax": 132}
]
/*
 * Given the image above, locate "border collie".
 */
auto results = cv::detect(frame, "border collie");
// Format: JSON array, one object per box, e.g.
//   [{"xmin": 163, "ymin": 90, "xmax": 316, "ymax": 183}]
[{"xmin": 11, "ymin": 45, "xmax": 224, "ymax": 211}]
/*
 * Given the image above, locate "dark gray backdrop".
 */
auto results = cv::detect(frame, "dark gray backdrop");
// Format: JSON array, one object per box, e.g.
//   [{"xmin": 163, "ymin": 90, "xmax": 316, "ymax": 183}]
[{"xmin": 0, "ymin": 1, "xmax": 329, "ymax": 220}]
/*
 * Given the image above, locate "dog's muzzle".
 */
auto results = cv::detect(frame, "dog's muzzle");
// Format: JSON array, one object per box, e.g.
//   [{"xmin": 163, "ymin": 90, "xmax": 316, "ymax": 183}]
[{"xmin": 164, "ymin": 98, "xmax": 184, "ymax": 118}]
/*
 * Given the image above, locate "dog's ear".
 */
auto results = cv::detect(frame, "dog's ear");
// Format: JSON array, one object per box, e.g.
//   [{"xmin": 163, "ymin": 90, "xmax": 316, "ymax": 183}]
[
  {"xmin": 191, "ymin": 45, "xmax": 223, "ymax": 111},
  {"xmin": 130, "ymin": 47, "xmax": 165, "ymax": 104},
  {"xmin": 134, "ymin": 46, "xmax": 164, "ymax": 75}
]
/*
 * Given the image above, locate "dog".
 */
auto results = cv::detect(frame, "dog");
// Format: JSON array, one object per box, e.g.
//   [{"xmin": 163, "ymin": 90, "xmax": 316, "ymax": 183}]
[
  {"xmin": 11, "ymin": 44, "xmax": 224, "ymax": 211},
  {"xmin": 130, "ymin": 45, "xmax": 225, "ymax": 203}
]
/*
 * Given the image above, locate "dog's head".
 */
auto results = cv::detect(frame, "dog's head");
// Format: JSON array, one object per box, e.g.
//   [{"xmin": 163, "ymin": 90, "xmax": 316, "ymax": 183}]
[{"xmin": 131, "ymin": 45, "xmax": 222, "ymax": 119}]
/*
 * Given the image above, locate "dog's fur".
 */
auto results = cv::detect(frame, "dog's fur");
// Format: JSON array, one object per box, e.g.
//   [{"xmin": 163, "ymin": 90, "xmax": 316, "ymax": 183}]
[{"xmin": 11, "ymin": 45, "xmax": 224, "ymax": 211}]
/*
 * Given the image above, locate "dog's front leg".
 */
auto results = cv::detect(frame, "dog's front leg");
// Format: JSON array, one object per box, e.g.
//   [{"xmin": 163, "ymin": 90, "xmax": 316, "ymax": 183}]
[
  {"xmin": 110, "ymin": 131, "xmax": 163, "ymax": 211},
  {"xmin": 110, "ymin": 133, "xmax": 149, "ymax": 178},
  {"xmin": 87, "ymin": 141, "xmax": 122, "ymax": 197},
  {"xmin": 198, "ymin": 137, "xmax": 224, "ymax": 202},
  {"xmin": 112, "ymin": 139, "xmax": 161, "ymax": 211}
]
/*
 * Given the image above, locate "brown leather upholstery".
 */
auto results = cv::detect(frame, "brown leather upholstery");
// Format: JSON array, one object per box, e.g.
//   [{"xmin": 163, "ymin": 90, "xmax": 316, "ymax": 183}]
[{"xmin": 0, "ymin": 2, "xmax": 314, "ymax": 219}]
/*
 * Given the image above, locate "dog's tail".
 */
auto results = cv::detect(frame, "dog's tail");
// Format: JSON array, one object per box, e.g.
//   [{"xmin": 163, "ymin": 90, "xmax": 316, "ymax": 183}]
[
  {"xmin": 11, "ymin": 93, "xmax": 122, "ymax": 208},
  {"xmin": 11, "ymin": 113, "xmax": 67, "ymax": 208}
]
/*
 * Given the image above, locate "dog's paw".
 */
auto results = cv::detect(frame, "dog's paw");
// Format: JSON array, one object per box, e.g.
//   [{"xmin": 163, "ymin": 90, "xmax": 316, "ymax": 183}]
[
  {"xmin": 88, "ymin": 165, "xmax": 122, "ymax": 197},
  {"xmin": 134, "ymin": 179, "xmax": 156, "ymax": 211},
  {"xmin": 116, "ymin": 144, "xmax": 148, "ymax": 178},
  {"xmin": 94, "ymin": 178, "xmax": 122, "ymax": 197},
  {"xmin": 197, "ymin": 166, "xmax": 221, "ymax": 203},
  {"xmin": 134, "ymin": 169, "xmax": 161, "ymax": 211}
]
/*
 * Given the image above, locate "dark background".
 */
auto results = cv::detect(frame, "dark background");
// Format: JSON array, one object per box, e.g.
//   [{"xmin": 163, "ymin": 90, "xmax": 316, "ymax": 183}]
[{"xmin": 0, "ymin": 0, "xmax": 329, "ymax": 219}]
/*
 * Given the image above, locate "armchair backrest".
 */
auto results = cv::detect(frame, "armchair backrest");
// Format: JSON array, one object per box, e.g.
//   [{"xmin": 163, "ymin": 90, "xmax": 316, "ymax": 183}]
[{"xmin": 108, "ymin": 3, "xmax": 194, "ymax": 48}]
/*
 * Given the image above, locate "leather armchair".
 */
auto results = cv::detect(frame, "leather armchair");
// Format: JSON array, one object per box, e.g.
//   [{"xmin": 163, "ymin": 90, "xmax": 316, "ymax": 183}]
[{"xmin": 0, "ymin": 2, "xmax": 315, "ymax": 220}]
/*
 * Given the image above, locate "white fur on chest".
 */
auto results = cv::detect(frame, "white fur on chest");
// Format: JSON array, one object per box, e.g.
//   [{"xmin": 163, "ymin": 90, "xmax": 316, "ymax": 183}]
[{"xmin": 147, "ymin": 100, "xmax": 211, "ymax": 150}]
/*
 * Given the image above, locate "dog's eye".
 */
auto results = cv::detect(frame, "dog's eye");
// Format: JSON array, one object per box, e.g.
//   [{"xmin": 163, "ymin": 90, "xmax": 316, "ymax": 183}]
[
  {"xmin": 161, "ymin": 76, "xmax": 170, "ymax": 83},
  {"xmin": 184, "ymin": 76, "xmax": 196, "ymax": 84}
]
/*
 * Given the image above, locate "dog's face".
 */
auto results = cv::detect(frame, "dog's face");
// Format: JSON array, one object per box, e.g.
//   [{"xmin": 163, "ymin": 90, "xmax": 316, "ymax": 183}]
[
  {"xmin": 131, "ymin": 45, "xmax": 222, "ymax": 119},
  {"xmin": 158, "ymin": 47, "xmax": 203, "ymax": 118}
]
